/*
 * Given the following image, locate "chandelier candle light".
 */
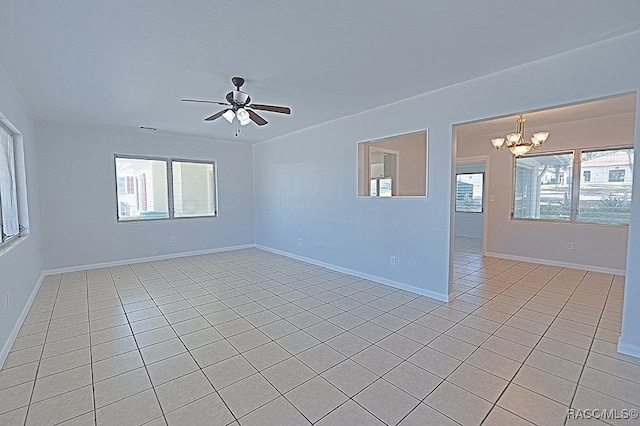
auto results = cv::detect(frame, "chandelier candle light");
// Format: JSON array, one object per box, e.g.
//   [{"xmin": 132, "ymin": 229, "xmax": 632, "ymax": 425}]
[{"xmin": 491, "ymin": 115, "xmax": 549, "ymax": 157}]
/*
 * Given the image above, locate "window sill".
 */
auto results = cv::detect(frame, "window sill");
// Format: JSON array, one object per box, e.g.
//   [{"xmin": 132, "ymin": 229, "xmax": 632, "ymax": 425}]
[
  {"xmin": 117, "ymin": 214, "xmax": 218, "ymax": 223},
  {"xmin": 511, "ymin": 218, "xmax": 629, "ymax": 228},
  {"xmin": 0, "ymin": 235, "xmax": 29, "ymax": 260}
]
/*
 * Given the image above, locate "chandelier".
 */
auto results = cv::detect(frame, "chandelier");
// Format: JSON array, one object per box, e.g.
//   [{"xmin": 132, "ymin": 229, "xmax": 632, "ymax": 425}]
[{"xmin": 491, "ymin": 115, "xmax": 549, "ymax": 157}]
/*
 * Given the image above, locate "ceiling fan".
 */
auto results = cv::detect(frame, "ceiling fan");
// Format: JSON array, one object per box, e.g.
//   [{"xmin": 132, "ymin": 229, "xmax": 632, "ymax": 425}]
[{"xmin": 182, "ymin": 77, "xmax": 291, "ymax": 134}]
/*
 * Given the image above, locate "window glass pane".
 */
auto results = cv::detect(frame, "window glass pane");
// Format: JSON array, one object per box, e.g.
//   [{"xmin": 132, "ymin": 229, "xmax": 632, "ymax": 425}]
[
  {"xmin": 378, "ymin": 178, "xmax": 392, "ymax": 197},
  {"xmin": 0, "ymin": 122, "xmax": 19, "ymax": 241},
  {"xmin": 578, "ymin": 148, "xmax": 633, "ymax": 224},
  {"xmin": 514, "ymin": 153, "xmax": 573, "ymax": 221},
  {"xmin": 456, "ymin": 173, "xmax": 484, "ymax": 213},
  {"xmin": 115, "ymin": 157, "xmax": 168, "ymax": 220},
  {"xmin": 370, "ymin": 179, "xmax": 378, "ymax": 196},
  {"xmin": 172, "ymin": 161, "xmax": 216, "ymax": 218}
]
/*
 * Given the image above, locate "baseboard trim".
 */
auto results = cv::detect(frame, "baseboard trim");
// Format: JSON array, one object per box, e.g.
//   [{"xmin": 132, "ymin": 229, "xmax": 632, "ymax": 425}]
[
  {"xmin": 43, "ymin": 244, "xmax": 256, "ymax": 275},
  {"xmin": 617, "ymin": 337, "xmax": 640, "ymax": 359},
  {"xmin": 0, "ymin": 272, "xmax": 46, "ymax": 369},
  {"xmin": 484, "ymin": 251, "xmax": 626, "ymax": 276},
  {"xmin": 256, "ymin": 245, "xmax": 450, "ymax": 302}
]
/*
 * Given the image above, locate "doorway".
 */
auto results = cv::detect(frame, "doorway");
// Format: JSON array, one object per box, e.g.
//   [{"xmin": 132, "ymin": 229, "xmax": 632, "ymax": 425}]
[{"xmin": 453, "ymin": 159, "xmax": 487, "ymax": 255}]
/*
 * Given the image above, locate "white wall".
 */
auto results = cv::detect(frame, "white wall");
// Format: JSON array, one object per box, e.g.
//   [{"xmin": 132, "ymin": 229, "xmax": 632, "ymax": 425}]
[
  {"xmin": 458, "ymin": 113, "xmax": 634, "ymax": 273},
  {"xmin": 621, "ymin": 126, "xmax": 640, "ymax": 358},
  {"xmin": 253, "ymin": 119, "xmax": 451, "ymax": 301},
  {"xmin": 36, "ymin": 122, "xmax": 254, "ymax": 271},
  {"xmin": 0, "ymin": 66, "xmax": 45, "ymax": 363},
  {"xmin": 254, "ymin": 31, "xmax": 640, "ymax": 352}
]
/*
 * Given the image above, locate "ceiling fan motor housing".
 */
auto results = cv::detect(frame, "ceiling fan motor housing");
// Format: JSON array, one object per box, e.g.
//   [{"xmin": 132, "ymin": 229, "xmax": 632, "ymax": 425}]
[
  {"xmin": 231, "ymin": 76, "xmax": 245, "ymax": 89},
  {"xmin": 225, "ymin": 90, "xmax": 250, "ymax": 108}
]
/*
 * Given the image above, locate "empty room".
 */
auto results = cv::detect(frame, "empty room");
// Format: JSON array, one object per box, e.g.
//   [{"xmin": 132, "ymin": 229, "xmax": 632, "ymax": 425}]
[{"xmin": 1, "ymin": 1, "xmax": 640, "ymax": 425}]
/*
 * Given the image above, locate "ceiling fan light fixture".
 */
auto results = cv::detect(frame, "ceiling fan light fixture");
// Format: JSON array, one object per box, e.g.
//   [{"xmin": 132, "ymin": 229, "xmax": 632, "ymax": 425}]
[
  {"xmin": 233, "ymin": 90, "xmax": 250, "ymax": 105},
  {"xmin": 222, "ymin": 109, "xmax": 235, "ymax": 123},
  {"xmin": 236, "ymin": 108, "xmax": 251, "ymax": 126}
]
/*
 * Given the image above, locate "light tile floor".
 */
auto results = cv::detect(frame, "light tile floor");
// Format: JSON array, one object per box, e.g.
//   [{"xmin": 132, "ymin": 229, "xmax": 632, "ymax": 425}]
[{"xmin": 1, "ymin": 245, "xmax": 638, "ymax": 425}]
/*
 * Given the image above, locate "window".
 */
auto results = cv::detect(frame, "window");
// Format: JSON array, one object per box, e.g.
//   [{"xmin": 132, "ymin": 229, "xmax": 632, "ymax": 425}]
[
  {"xmin": 455, "ymin": 173, "xmax": 484, "ymax": 213},
  {"xmin": 172, "ymin": 161, "xmax": 216, "ymax": 218},
  {"xmin": 579, "ymin": 148, "xmax": 633, "ymax": 225},
  {"xmin": 609, "ymin": 169, "xmax": 625, "ymax": 182},
  {"xmin": 0, "ymin": 121, "xmax": 21, "ymax": 245},
  {"xmin": 514, "ymin": 153, "xmax": 573, "ymax": 221},
  {"xmin": 115, "ymin": 156, "xmax": 217, "ymax": 221},
  {"xmin": 513, "ymin": 147, "xmax": 633, "ymax": 225},
  {"xmin": 370, "ymin": 177, "xmax": 393, "ymax": 197}
]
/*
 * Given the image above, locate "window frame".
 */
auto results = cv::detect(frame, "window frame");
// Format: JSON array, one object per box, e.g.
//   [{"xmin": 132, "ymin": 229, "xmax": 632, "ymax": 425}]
[
  {"xmin": 0, "ymin": 119, "xmax": 23, "ymax": 247},
  {"xmin": 511, "ymin": 145, "xmax": 634, "ymax": 226},
  {"xmin": 455, "ymin": 172, "xmax": 485, "ymax": 213},
  {"xmin": 114, "ymin": 154, "xmax": 218, "ymax": 222}
]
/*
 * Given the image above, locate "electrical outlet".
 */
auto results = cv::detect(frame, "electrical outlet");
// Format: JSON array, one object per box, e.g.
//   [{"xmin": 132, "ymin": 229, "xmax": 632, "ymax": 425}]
[
  {"xmin": 567, "ymin": 242, "xmax": 573, "ymax": 250},
  {"xmin": 297, "ymin": 238, "xmax": 303, "ymax": 247},
  {"xmin": 170, "ymin": 236, "xmax": 176, "ymax": 243},
  {"xmin": 390, "ymin": 256, "xmax": 396, "ymax": 266},
  {"xmin": 289, "ymin": 236, "xmax": 295, "ymax": 245}
]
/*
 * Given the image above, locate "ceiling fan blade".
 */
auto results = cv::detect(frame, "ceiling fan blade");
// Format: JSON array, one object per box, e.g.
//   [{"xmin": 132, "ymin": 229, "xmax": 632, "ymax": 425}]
[
  {"xmin": 204, "ymin": 109, "xmax": 228, "ymax": 121},
  {"xmin": 247, "ymin": 109, "xmax": 268, "ymax": 126},
  {"xmin": 182, "ymin": 99, "xmax": 229, "ymax": 106},
  {"xmin": 248, "ymin": 103, "xmax": 291, "ymax": 114}
]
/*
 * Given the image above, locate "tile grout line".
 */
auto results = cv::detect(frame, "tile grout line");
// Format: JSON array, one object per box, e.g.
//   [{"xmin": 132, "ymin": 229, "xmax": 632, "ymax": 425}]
[
  {"xmin": 115, "ymin": 263, "xmax": 170, "ymax": 425},
  {"xmin": 174, "ymin": 257, "xmax": 326, "ymax": 424},
  {"xmin": 85, "ymin": 269, "xmax": 100, "ymax": 426},
  {"xmin": 562, "ymin": 273, "xmax": 615, "ymax": 426},
  {"xmin": 134, "ymin": 261, "xmax": 223, "ymax": 425},
  {"xmin": 142, "ymin": 255, "xmax": 321, "ymax": 421},
  {"xmin": 477, "ymin": 268, "xmax": 599, "ymax": 425},
  {"xmin": 417, "ymin": 261, "xmax": 576, "ymax": 423},
  {"xmin": 186, "ymin": 256, "xmax": 331, "ymax": 424},
  {"xmin": 165, "ymin": 254, "xmax": 432, "ymax": 425},
  {"xmin": 21, "ymin": 274, "xmax": 62, "ymax": 426},
  {"xmin": 406, "ymin": 262, "xmax": 565, "ymax": 425}
]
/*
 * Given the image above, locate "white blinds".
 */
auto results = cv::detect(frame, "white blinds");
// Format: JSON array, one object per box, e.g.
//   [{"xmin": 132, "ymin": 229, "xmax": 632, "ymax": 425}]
[{"xmin": 0, "ymin": 122, "xmax": 19, "ymax": 240}]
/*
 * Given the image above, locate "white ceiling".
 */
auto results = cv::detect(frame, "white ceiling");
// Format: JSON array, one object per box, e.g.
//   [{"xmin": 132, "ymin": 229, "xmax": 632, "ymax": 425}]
[
  {"xmin": 2, "ymin": 0, "xmax": 640, "ymax": 144},
  {"xmin": 455, "ymin": 93, "xmax": 638, "ymax": 139}
]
